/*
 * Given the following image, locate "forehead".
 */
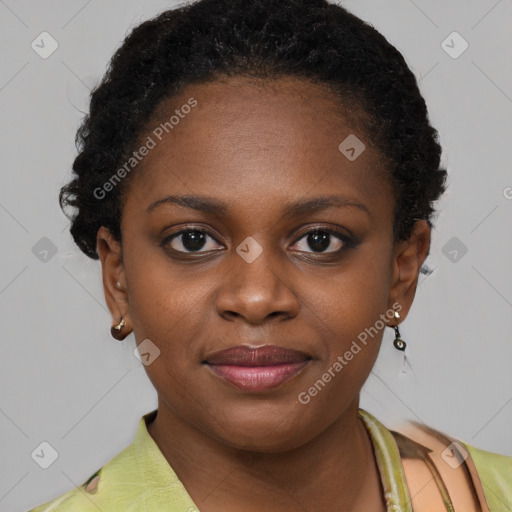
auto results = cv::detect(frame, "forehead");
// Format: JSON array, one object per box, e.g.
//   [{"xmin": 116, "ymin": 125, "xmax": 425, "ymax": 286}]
[{"xmin": 123, "ymin": 75, "xmax": 391, "ymax": 218}]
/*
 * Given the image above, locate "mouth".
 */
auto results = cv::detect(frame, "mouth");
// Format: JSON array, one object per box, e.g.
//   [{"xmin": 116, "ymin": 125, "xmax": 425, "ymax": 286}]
[{"xmin": 203, "ymin": 345, "xmax": 312, "ymax": 392}]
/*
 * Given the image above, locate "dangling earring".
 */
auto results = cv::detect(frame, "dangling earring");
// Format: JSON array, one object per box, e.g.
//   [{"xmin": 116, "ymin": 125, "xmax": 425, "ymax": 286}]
[
  {"xmin": 393, "ymin": 309, "xmax": 406, "ymax": 351},
  {"xmin": 111, "ymin": 317, "xmax": 127, "ymax": 341},
  {"xmin": 393, "ymin": 325, "xmax": 406, "ymax": 351}
]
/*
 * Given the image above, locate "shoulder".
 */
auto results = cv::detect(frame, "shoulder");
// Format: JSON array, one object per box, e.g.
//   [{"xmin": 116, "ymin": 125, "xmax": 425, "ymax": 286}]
[
  {"xmin": 26, "ymin": 441, "xmax": 142, "ymax": 512},
  {"xmin": 391, "ymin": 418, "xmax": 512, "ymax": 512},
  {"xmin": 26, "ymin": 409, "xmax": 198, "ymax": 512},
  {"xmin": 460, "ymin": 441, "xmax": 512, "ymax": 511}
]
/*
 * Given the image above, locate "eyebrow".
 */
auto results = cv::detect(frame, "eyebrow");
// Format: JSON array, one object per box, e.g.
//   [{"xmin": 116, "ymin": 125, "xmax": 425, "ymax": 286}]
[{"xmin": 145, "ymin": 194, "xmax": 369, "ymax": 216}]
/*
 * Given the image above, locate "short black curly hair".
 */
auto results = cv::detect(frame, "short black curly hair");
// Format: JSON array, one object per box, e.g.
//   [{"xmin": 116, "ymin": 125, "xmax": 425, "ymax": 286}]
[{"xmin": 60, "ymin": 0, "xmax": 447, "ymax": 260}]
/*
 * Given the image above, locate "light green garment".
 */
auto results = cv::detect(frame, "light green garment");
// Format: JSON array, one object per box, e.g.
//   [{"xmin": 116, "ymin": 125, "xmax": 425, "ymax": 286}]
[
  {"xmin": 27, "ymin": 409, "xmax": 512, "ymax": 511},
  {"xmin": 462, "ymin": 443, "xmax": 512, "ymax": 512}
]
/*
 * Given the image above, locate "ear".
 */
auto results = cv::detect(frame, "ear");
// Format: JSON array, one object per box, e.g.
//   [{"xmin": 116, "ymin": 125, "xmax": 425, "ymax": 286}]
[
  {"xmin": 388, "ymin": 220, "xmax": 431, "ymax": 322},
  {"xmin": 96, "ymin": 226, "xmax": 131, "ymax": 332}
]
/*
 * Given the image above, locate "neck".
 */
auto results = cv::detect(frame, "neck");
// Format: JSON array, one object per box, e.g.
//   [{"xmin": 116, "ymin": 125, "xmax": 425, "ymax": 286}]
[{"xmin": 147, "ymin": 397, "xmax": 386, "ymax": 512}]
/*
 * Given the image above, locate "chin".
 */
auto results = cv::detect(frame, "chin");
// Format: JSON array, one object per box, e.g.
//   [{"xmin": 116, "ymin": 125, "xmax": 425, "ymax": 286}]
[{"xmin": 203, "ymin": 404, "xmax": 319, "ymax": 453}]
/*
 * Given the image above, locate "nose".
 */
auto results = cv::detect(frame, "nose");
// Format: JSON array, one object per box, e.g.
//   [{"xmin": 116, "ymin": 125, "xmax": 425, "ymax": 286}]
[{"xmin": 215, "ymin": 245, "xmax": 300, "ymax": 325}]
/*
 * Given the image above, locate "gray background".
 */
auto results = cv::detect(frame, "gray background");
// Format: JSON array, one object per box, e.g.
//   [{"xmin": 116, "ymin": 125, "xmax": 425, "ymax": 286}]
[{"xmin": 0, "ymin": 0, "xmax": 511, "ymax": 511}]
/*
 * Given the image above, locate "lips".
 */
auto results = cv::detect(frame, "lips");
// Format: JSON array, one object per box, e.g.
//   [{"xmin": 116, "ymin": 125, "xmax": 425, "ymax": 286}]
[{"xmin": 204, "ymin": 345, "xmax": 311, "ymax": 392}]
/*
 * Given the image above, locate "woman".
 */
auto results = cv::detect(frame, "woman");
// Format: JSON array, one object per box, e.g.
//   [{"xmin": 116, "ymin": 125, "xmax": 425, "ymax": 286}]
[{"xmin": 28, "ymin": 0, "xmax": 511, "ymax": 510}]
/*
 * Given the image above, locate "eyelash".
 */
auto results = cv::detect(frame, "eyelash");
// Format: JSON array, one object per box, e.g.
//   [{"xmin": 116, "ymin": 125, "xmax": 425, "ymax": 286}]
[{"xmin": 161, "ymin": 225, "xmax": 357, "ymax": 256}]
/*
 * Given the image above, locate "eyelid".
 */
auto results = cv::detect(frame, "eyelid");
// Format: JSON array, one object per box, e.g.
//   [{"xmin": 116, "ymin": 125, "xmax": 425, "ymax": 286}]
[
  {"xmin": 292, "ymin": 224, "xmax": 352, "ymax": 240},
  {"xmin": 161, "ymin": 225, "xmax": 225, "ymax": 252},
  {"xmin": 290, "ymin": 224, "xmax": 354, "ymax": 253}
]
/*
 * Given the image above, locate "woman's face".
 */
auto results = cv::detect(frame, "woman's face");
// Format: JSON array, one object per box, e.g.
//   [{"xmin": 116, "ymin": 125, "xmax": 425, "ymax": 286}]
[{"xmin": 98, "ymin": 76, "xmax": 429, "ymax": 452}]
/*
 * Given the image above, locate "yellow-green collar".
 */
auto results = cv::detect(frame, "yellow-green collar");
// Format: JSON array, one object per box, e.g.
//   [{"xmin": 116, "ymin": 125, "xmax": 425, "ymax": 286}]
[
  {"xmin": 29, "ymin": 408, "xmax": 511, "ymax": 511},
  {"xmin": 26, "ymin": 409, "xmax": 415, "ymax": 511}
]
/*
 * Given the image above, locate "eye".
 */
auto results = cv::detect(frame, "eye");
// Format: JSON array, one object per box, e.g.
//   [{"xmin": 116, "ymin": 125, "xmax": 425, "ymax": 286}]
[
  {"xmin": 162, "ymin": 225, "xmax": 355, "ymax": 256},
  {"xmin": 163, "ymin": 228, "xmax": 223, "ymax": 253},
  {"xmin": 290, "ymin": 227, "xmax": 351, "ymax": 254}
]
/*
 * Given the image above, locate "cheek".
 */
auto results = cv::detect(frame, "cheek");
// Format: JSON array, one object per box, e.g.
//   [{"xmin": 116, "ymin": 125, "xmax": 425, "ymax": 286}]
[
  {"xmin": 299, "ymin": 246, "xmax": 392, "ymax": 378},
  {"xmin": 310, "ymin": 252, "xmax": 392, "ymax": 338},
  {"xmin": 124, "ymin": 248, "xmax": 215, "ymax": 359},
  {"xmin": 125, "ymin": 257, "xmax": 215, "ymax": 411}
]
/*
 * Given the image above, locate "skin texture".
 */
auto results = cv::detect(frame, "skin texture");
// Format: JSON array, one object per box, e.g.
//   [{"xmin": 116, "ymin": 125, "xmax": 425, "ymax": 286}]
[{"xmin": 97, "ymin": 76, "xmax": 431, "ymax": 512}]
